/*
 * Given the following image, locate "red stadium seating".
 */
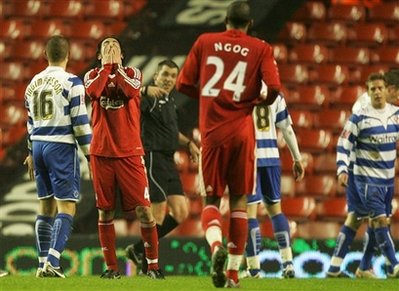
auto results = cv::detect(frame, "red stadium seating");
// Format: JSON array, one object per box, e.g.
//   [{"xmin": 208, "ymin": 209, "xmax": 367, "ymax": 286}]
[
  {"xmin": 0, "ymin": 103, "xmax": 27, "ymax": 127},
  {"xmin": 368, "ymin": 2, "xmax": 399, "ymax": 23},
  {"xmin": 288, "ymin": 44, "xmax": 330, "ymax": 64},
  {"xmin": 11, "ymin": 41, "xmax": 45, "ymax": 60},
  {"xmin": 0, "ymin": 62, "xmax": 27, "ymax": 82},
  {"xmin": 289, "ymin": 85, "xmax": 330, "ymax": 109},
  {"xmin": 370, "ymin": 47, "xmax": 399, "ymax": 64},
  {"xmin": 281, "ymin": 175, "xmax": 296, "ymax": 196},
  {"xmin": 295, "ymin": 175, "xmax": 337, "ymax": 198},
  {"xmin": 388, "ymin": 27, "xmax": 399, "ymax": 45},
  {"xmin": 84, "ymin": 0, "xmax": 125, "ymax": 20},
  {"xmin": 327, "ymin": 4, "xmax": 366, "ymax": 22},
  {"xmin": 70, "ymin": 21, "xmax": 107, "ymax": 39},
  {"xmin": 278, "ymin": 22, "xmax": 307, "ymax": 43},
  {"xmin": 307, "ymin": 22, "xmax": 348, "ymax": 44},
  {"xmin": 289, "ymin": 110, "xmax": 314, "ymax": 128},
  {"xmin": 281, "ymin": 197, "xmax": 316, "ymax": 221},
  {"xmin": 330, "ymin": 46, "xmax": 370, "ymax": 65},
  {"xmin": 273, "ymin": 43, "xmax": 288, "ymax": 64},
  {"xmin": 0, "ymin": 40, "xmax": 11, "ymax": 60},
  {"xmin": 0, "ymin": 20, "xmax": 27, "ymax": 39},
  {"xmin": 332, "ymin": 85, "xmax": 365, "ymax": 108},
  {"xmin": 312, "ymin": 65, "xmax": 350, "ymax": 86},
  {"xmin": 0, "ymin": 124, "xmax": 27, "ymax": 148},
  {"xmin": 295, "ymin": 129, "xmax": 333, "ymax": 153},
  {"xmin": 314, "ymin": 109, "xmax": 350, "ymax": 132},
  {"xmin": 348, "ymin": 23, "xmax": 388, "ymax": 45},
  {"xmin": 316, "ymin": 198, "xmax": 347, "ymax": 221},
  {"xmin": 278, "ymin": 64, "xmax": 309, "ymax": 85},
  {"xmin": 29, "ymin": 20, "xmax": 71, "ymax": 39},
  {"xmin": 313, "ymin": 153, "xmax": 337, "ymax": 174},
  {"xmin": 10, "ymin": 0, "xmax": 49, "ymax": 17},
  {"xmin": 48, "ymin": 0, "xmax": 84, "ymax": 18},
  {"xmin": 359, "ymin": 65, "xmax": 389, "ymax": 84},
  {"xmin": 291, "ymin": 1, "xmax": 326, "ymax": 22}
]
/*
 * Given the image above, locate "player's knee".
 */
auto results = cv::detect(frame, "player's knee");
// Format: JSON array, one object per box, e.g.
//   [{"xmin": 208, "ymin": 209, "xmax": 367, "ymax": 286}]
[
  {"xmin": 135, "ymin": 205, "xmax": 154, "ymax": 223},
  {"xmin": 171, "ymin": 205, "xmax": 189, "ymax": 223}
]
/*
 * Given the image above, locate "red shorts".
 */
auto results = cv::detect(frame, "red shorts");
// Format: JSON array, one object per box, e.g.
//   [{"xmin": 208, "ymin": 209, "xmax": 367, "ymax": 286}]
[
  {"xmin": 201, "ymin": 120, "xmax": 256, "ymax": 197},
  {"xmin": 91, "ymin": 155, "xmax": 151, "ymax": 211}
]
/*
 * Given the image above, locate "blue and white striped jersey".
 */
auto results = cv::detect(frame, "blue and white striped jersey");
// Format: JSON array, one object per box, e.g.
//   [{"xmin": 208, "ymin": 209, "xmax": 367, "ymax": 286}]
[
  {"xmin": 337, "ymin": 103, "xmax": 399, "ymax": 186},
  {"xmin": 253, "ymin": 95, "xmax": 292, "ymax": 167},
  {"xmin": 25, "ymin": 66, "xmax": 92, "ymax": 156}
]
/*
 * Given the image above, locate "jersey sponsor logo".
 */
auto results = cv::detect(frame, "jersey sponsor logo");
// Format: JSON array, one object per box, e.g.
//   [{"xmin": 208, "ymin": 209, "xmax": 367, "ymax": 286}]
[{"xmin": 99, "ymin": 96, "xmax": 124, "ymax": 110}]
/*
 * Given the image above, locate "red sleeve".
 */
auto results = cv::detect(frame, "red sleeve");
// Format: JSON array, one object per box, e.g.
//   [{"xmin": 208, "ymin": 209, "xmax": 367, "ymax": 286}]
[
  {"xmin": 84, "ymin": 65, "xmax": 113, "ymax": 100},
  {"xmin": 115, "ymin": 66, "xmax": 142, "ymax": 99},
  {"xmin": 176, "ymin": 39, "xmax": 200, "ymax": 99},
  {"xmin": 261, "ymin": 44, "xmax": 281, "ymax": 91}
]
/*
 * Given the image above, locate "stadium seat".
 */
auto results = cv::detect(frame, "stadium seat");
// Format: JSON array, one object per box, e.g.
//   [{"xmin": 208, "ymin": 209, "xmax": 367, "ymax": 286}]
[
  {"xmin": 295, "ymin": 129, "xmax": 332, "ymax": 153},
  {"xmin": 70, "ymin": 21, "xmax": 107, "ymax": 39},
  {"xmin": 0, "ymin": 20, "xmax": 27, "ymax": 39},
  {"xmin": 314, "ymin": 109, "xmax": 350, "ymax": 132},
  {"xmin": 359, "ymin": 65, "xmax": 389, "ymax": 84},
  {"xmin": 259, "ymin": 219, "xmax": 274, "ymax": 238},
  {"xmin": 278, "ymin": 22, "xmax": 307, "ymax": 43},
  {"xmin": 291, "ymin": 1, "xmax": 326, "ymax": 22},
  {"xmin": 174, "ymin": 150, "xmax": 190, "ymax": 173},
  {"xmin": 370, "ymin": 47, "xmax": 399, "ymax": 64},
  {"xmin": 388, "ymin": 26, "xmax": 399, "ymax": 45},
  {"xmin": 332, "ymin": 85, "xmax": 364, "ymax": 108},
  {"xmin": 0, "ymin": 83, "xmax": 26, "ymax": 103},
  {"xmin": 348, "ymin": 23, "xmax": 388, "ymax": 45},
  {"xmin": 11, "ymin": 41, "xmax": 45, "ymax": 60},
  {"xmin": 288, "ymin": 44, "xmax": 330, "ymax": 64},
  {"xmin": 10, "ymin": 0, "xmax": 48, "ymax": 17},
  {"xmin": 290, "ymin": 85, "xmax": 330, "ymax": 109},
  {"xmin": 281, "ymin": 197, "xmax": 316, "ymax": 221},
  {"xmin": 0, "ymin": 62, "xmax": 26, "ymax": 81},
  {"xmin": 0, "ymin": 103, "xmax": 27, "ymax": 127},
  {"xmin": 69, "ymin": 41, "xmax": 93, "ymax": 62},
  {"xmin": 281, "ymin": 175, "xmax": 295, "ymax": 196},
  {"xmin": 327, "ymin": 4, "xmax": 366, "ymax": 22},
  {"xmin": 313, "ymin": 153, "xmax": 337, "ymax": 174},
  {"xmin": 0, "ymin": 124, "xmax": 27, "ymax": 148},
  {"xmin": 0, "ymin": 40, "xmax": 11, "ymax": 60},
  {"xmin": 316, "ymin": 198, "xmax": 347, "ymax": 221},
  {"xmin": 289, "ymin": 109, "xmax": 314, "ymax": 128},
  {"xmin": 278, "ymin": 64, "xmax": 309, "ymax": 85},
  {"xmin": 273, "ymin": 43, "xmax": 288, "ymax": 64},
  {"xmin": 368, "ymin": 2, "xmax": 399, "ymax": 23},
  {"xmin": 307, "ymin": 22, "xmax": 347, "ymax": 44},
  {"xmin": 296, "ymin": 221, "xmax": 340, "ymax": 239},
  {"xmin": 330, "ymin": 46, "xmax": 370, "ymax": 65},
  {"xmin": 312, "ymin": 64, "xmax": 350, "ymax": 86},
  {"xmin": 295, "ymin": 175, "xmax": 337, "ymax": 198},
  {"xmin": 48, "ymin": 0, "xmax": 84, "ymax": 18},
  {"xmin": 84, "ymin": 0, "xmax": 125, "ymax": 20},
  {"xmin": 29, "ymin": 20, "xmax": 71, "ymax": 39},
  {"xmin": 68, "ymin": 61, "xmax": 90, "ymax": 76}
]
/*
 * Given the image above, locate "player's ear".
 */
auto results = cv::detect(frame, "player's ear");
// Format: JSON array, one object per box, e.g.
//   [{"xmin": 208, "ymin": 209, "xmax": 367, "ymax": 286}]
[{"xmin": 43, "ymin": 49, "xmax": 48, "ymax": 60}]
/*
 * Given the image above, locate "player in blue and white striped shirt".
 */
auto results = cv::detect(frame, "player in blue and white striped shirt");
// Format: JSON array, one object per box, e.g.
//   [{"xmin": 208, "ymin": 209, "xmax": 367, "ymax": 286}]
[
  {"xmin": 24, "ymin": 35, "xmax": 92, "ymax": 278},
  {"xmin": 336, "ymin": 73, "xmax": 399, "ymax": 278},
  {"xmin": 244, "ymin": 91, "xmax": 304, "ymax": 279}
]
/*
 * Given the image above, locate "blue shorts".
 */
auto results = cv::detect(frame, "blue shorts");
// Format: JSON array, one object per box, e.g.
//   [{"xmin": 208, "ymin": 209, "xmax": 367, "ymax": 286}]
[
  {"xmin": 248, "ymin": 166, "xmax": 281, "ymax": 205},
  {"xmin": 33, "ymin": 141, "xmax": 80, "ymax": 201},
  {"xmin": 355, "ymin": 181, "xmax": 392, "ymax": 219},
  {"xmin": 347, "ymin": 171, "xmax": 393, "ymax": 218}
]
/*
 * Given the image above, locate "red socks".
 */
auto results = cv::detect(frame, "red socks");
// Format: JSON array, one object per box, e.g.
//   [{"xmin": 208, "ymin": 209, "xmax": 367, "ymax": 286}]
[
  {"xmin": 141, "ymin": 221, "xmax": 159, "ymax": 270},
  {"xmin": 228, "ymin": 210, "xmax": 248, "ymax": 255},
  {"xmin": 98, "ymin": 220, "xmax": 117, "ymax": 271}
]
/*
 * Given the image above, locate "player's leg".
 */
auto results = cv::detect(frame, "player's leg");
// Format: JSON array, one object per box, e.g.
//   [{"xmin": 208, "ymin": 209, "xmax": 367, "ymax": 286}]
[
  {"xmin": 356, "ymin": 222, "xmax": 377, "ymax": 278},
  {"xmin": 32, "ymin": 141, "xmax": 57, "ymax": 277},
  {"xmin": 384, "ymin": 186, "xmax": 395, "ymax": 277},
  {"xmin": 244, "ymin": 201, "xmax": 261, "ymax": 278},
  {"xmin": 119, "ymin": 156, "xmax": 163, "ymax": 279},
  {"xmin": 91, "ymin": 156, "xmax": 120, "ymax": 279}
]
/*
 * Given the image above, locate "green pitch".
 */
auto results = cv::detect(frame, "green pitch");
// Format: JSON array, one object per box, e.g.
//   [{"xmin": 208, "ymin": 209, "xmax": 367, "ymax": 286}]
[{"xmin": 0, "ymin": 276, "xmax": 397, "ymax": 291}]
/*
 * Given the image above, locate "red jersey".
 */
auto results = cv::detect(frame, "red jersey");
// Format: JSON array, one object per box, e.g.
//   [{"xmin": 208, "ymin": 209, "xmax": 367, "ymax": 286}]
[
  {"xmin": 84, "ymin": 63, "xmax": 144, "ymax": 157},
  {"xmin": 176, "ymin": 29, "xmax": 281, "ymax": 147}
]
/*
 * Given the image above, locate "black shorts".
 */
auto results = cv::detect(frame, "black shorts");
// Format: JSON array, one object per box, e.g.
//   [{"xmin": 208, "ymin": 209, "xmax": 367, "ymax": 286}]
[{"xmin": 144, "ymin": 151, "xmax": 184, "ymax": 203}]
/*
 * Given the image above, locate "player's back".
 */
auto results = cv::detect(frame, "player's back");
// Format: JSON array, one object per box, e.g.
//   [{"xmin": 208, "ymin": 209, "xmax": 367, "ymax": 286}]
[
  {"xmin": 194, "ymin": 30, "xmax": 280, "ymax": 145},
  {"xmin": 25, "ymin": 66, "xmax": 84, "ymax": 145}
]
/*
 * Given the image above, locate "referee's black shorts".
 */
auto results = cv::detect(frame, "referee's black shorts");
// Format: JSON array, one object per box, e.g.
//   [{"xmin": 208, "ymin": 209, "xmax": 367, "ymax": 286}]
[{"xmin": 144, "ymin": 151, "xmax": 184, "ymax": 203}]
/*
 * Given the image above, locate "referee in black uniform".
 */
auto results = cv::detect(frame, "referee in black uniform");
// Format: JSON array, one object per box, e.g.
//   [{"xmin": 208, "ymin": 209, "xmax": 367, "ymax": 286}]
[{"xmin": 126, "ymin": 59, "xmax": 200, "ymax": 273}]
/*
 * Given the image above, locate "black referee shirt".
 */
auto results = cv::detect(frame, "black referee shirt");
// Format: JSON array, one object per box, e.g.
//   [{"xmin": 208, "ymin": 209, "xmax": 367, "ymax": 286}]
[{"xmin": 141, "ymin": 91, "xmax": 179, "ymax": 151}]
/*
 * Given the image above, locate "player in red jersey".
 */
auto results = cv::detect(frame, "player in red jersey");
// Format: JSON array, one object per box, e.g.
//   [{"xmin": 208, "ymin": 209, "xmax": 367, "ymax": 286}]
[
  {"xmin": 84, "ymin": 37, "xmax": 163, "ymax": 279},
  {"xmin": 176, "ymin": 1, "xmax": 281, "ymax": 288}
]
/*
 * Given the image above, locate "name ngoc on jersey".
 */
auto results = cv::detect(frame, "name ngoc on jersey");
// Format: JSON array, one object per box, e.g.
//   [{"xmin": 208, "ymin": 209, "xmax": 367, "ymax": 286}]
[{"xmin": 214, "ymin": 42, "xmax": 249, "ymax": 57}]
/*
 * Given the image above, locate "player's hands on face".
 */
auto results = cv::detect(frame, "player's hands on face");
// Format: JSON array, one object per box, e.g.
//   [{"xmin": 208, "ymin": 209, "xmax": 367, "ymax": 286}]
[
  {"xmin": 23, "ymin": 155, "xmax": 34, "ymax": 181},
  {"xmin": 338, "ymin": 172, "xmax": 348, "ymax": 187},
  {"xmin": 293, "ymin": 160, "xmax": 305, "ymax": 181}
]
